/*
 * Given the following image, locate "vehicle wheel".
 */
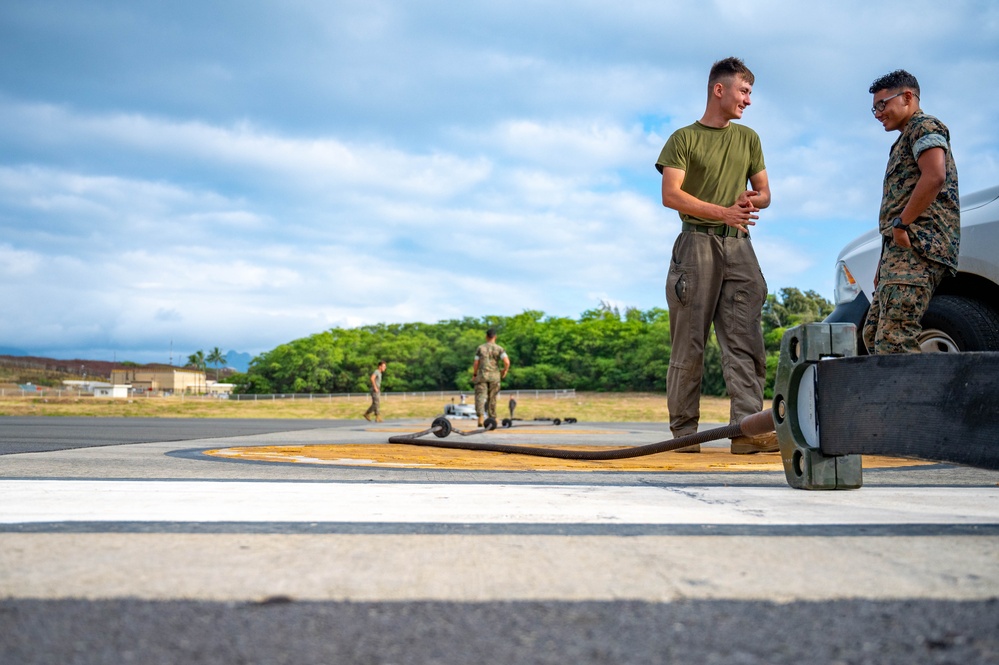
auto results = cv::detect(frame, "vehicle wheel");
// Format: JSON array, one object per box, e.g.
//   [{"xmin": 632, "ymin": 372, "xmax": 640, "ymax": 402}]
[{"xmin": 919, "ymin": 295, "xmax": 999, "ymax": 352}]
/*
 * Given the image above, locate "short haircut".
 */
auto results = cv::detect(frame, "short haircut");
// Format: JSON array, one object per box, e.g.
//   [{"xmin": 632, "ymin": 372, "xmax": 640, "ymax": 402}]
[
  {"xmin": 486, "ymin": 328, "xmax": 497, "ymax": 339},
  {"xmin": 378, "ymin": 360, "xmax": 386, "ymax": 367},
  {"xmin": 870, "ymin": 69, "xmax": 920, "ymax": 96},
  {"xmin": 709, "ymin": 57, "xmax": 755, "ymax": 88}
]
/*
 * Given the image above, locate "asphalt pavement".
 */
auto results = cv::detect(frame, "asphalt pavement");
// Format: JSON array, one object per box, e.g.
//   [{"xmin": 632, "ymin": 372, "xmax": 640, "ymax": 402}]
[{"xmin": 1, "ymin": 416, "xmax": 998, "ymax": 664}]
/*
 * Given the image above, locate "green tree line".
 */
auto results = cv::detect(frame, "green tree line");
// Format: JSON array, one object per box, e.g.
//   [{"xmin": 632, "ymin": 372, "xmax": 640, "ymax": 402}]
[{"xmin": 228, "ymin": 288, "xmax": 832, "ymax": 398}]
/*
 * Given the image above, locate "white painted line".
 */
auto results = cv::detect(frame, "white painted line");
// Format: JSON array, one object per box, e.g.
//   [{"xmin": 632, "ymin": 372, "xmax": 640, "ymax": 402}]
[{"xmin": 2, "ymin": 480, "xmax": 997, "ymax": 525}]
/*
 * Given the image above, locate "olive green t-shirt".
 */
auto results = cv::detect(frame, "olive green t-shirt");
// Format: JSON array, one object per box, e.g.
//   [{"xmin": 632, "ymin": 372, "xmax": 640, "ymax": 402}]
[{"xmin": 655, "ymin": 121, "xmax": 766, "ymax": 228}]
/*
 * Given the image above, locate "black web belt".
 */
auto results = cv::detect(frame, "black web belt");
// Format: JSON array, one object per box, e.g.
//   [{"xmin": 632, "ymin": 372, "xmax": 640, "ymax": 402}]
[{"xmin": 681, "ymin": 222, "xmax": 748, "ymax": 239}]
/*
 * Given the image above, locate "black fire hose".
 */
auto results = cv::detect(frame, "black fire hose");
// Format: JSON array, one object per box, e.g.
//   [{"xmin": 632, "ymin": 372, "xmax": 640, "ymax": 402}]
[{"xmin": 387, "ymin": 410, "xmax": 775, "ymax": 460}]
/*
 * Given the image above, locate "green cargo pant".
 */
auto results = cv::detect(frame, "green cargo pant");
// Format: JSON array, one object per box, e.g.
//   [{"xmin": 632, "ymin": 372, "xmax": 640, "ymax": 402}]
[
  {"xmin": 665, "ymin": 231, "xmax": 768, "ymax": 437},
  {"xmin": 364, "ymin": 391, "xmax": 380, "ymax": 418}
]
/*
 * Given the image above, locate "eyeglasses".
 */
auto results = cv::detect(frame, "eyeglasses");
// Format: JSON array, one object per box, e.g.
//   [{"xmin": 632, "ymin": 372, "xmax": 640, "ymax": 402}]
[{"xmin": 871, "ymin": 91, "xmax": 917, "ymax": 115}]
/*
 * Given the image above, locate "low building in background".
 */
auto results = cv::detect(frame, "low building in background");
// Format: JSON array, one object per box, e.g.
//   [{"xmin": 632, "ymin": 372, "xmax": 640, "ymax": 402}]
[
  {"xmin": 93, "ymin": 383, "xmax": 129, "ymax": 398},
  {"xmin": 110, "ymin": 366, "xmax": 207, "ymax": 395},
  {"xmin": 206, "ymin": 380, "xmax": 234, "ymax": 398}
]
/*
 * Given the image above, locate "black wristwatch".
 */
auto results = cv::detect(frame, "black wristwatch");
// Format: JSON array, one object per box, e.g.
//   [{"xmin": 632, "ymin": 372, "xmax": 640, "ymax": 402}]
[{"xmin": 891, "ymin": 216, "xmax": 909, "ymax": 229}]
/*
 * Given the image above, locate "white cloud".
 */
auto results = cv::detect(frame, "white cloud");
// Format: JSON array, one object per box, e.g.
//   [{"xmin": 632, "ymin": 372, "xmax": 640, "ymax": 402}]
[{"xmin": 0, "ymin": 243, "xmax": 42, "ymax": 276}]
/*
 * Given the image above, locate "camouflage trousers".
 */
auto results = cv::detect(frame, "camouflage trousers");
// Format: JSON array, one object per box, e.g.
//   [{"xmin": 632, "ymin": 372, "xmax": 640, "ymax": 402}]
[
  {"xmin": 474, "ymin": 380, "xmax": 500, "ymax": 420},
  {"xmin": 863, "ymin": 241, "xmax": 948, "ymax": 355}
]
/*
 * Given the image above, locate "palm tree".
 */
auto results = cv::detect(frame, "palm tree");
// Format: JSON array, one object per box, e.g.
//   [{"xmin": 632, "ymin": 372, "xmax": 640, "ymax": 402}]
[
  {"xmin": 206, "ymin": 347, "xmax": 227, "ymax": 381},
  {"xmin": 186, "ymin": 350, "xmax": 206, "ymax": 371},
  {"xmin": 186, "ymin": 350, "xmax": 206, "ymax": 394}
]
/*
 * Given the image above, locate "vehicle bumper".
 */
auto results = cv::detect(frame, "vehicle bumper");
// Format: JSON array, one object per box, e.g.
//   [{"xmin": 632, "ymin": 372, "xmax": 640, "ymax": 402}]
[{"xmin": 823, "ymin": 293, "xmax": 870, "ymax": 329}]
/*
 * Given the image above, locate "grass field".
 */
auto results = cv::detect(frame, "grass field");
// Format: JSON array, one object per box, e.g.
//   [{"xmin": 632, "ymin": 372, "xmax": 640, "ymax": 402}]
[{"xmin": 0, "ymin": 392, "xmax": 733, "ymax": 423}]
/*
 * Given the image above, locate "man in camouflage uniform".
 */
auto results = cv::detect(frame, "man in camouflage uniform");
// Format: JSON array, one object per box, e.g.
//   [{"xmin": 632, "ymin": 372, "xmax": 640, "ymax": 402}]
[
  {"xmin": 863, "ymin": 70, "xmax": 960, "ymax": 355},
  {"xmin": 472, "ymin": 329, "xmax": 510, "ymax": 427}
]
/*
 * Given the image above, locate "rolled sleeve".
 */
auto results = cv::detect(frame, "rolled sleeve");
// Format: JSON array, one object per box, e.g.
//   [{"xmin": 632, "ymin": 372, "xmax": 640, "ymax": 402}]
[{"xmin": 912, "ymin": 133, "xmax": 948, "ymax": 160}]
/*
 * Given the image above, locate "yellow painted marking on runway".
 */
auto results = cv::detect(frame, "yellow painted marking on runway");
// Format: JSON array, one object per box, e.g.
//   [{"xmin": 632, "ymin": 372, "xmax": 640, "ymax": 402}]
[{"xmin": 206, "ymin": 444, "xmax": 931, "ymax": 473}]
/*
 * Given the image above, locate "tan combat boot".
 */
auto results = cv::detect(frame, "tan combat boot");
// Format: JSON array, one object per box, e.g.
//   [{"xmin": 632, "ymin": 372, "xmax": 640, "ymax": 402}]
[{"xmin": 731, "ymin": 431, "xmax": 779, "ymax": 455}]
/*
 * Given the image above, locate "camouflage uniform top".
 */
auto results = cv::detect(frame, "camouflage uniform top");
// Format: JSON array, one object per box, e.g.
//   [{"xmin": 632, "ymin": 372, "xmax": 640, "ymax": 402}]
[
  {"xmin": 880, "ymin": 110, "xmax": 960, "ymax": 273},
  {"xmin": 474, "ymin": 341, "xmax": 507, "ymax": 383}
]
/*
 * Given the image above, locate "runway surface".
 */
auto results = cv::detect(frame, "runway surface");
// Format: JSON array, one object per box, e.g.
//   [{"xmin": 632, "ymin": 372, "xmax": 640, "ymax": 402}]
[{"xmin": 2, "ymin": 416, "xmax": 998, "ymax": 664}]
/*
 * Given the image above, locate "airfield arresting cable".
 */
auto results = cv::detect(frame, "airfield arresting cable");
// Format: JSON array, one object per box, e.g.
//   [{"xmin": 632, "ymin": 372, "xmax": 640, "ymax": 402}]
[{"xmin": 387, "ymin": 410, "xmax": 775, "ymax": 460}]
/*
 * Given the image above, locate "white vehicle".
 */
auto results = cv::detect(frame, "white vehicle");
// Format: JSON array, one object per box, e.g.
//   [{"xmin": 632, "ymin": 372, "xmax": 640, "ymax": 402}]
[
  {"xmin": 827, "ymin": 184, "xmax": 999, "ymax": 352},
  {"xmin": 443, "ymin": 402, "xmax": 477, "ymax": 419}
]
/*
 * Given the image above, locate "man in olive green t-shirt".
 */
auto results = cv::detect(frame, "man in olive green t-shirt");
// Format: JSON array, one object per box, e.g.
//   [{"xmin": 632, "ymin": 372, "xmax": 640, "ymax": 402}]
[
  {"xmin": 654, "ymin": 56, "xmax": 776, "ymax": 455},
  {"xmin": 363, "ymin": 360, "xmax": 387, "ymax": 422}
]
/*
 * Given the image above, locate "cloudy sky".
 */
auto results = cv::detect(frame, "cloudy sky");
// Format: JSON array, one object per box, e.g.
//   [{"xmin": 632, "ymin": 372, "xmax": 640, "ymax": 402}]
[{"xmin": 1, "ymin": 0, "xmax": 997, "ymax": 364}]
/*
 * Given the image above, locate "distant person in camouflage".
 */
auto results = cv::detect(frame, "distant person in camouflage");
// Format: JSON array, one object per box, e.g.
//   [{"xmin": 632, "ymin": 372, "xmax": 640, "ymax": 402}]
[
  {"xmin": 363, "ymin": 360, "xmax": 387, "ymax": 422},
  {"xmin": 864, "ymin": 70, "xmax": 960, "ymax": 355},
  {"xmin": 472, "ymin": 329, "xmax": 510, "ymax": 427}
]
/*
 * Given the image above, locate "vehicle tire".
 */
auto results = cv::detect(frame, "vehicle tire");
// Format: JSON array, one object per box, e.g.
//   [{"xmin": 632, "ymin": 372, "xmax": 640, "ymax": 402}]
[{"xmin": 918, "ymin": 295, "xmax": 999, "ymax": 352}]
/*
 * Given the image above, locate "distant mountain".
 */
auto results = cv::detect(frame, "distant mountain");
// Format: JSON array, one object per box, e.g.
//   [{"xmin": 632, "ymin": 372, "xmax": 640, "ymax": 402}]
[
  {"xmin": 0, "ymin": 349, "xmax": 255, "ymax": 376},
  {"xmin": 0, "ymin": 355, "xmax": 122, "ymax": 379},
  {"xmin": 225, "ymin": 350, "xmax": 253, "ymax": 373}
]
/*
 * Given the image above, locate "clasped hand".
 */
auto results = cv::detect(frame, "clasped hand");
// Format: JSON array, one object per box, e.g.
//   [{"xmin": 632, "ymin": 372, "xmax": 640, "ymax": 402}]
[{"xmin": 723, "ymin": 190, "xmax": 760, "ymax": 233}]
